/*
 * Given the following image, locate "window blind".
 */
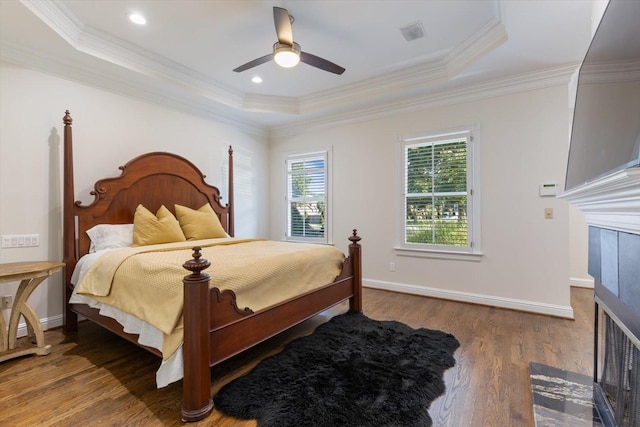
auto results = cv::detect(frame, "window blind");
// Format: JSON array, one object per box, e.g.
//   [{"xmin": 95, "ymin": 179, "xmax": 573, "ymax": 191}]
[
  {"xmin": 404, "ymin": 135, "xmax": 469, "ymax": 247},
  {"xmin": 287, "ymin": 153, "xmax": 327, "ymax": 241}
]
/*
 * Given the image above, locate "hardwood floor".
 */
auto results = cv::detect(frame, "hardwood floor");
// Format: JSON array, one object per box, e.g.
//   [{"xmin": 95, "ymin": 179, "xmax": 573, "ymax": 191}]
[{"xmin": 0, "ymin": 287, "xmax": 594, "ymax": 426}]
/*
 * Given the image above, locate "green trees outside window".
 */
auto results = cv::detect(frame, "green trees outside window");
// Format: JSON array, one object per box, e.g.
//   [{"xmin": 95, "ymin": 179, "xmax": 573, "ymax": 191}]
[
  {"xmin": 404, "ymin": 137, "xmax": 469, "ymax": 247},
  {"xmin": 287, "ymin": 154, "xmax": 326, "ymax": 241}
]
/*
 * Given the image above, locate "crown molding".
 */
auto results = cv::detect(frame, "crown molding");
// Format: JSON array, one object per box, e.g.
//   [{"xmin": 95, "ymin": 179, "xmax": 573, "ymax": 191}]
[
  {"xmin": 19, "ymin": 0, "xmax": 508, "ymax": 119},
  {"xmin": 580, "ymin": 59, "xmax": 640, "ymax": 84},
  {"xmin": 0, "ymin": 40, "xmax": 269, "ymax": 139},
  {"xmin": 15, "ymin": 0, "xmax": 582, "ymax": 142},
  {"xmin": 243, "ymin": 94, "xmax": 300, "ymax": 115},
  {"xmin": 270, "ymin": 63, "xmax": 580, "ymax": 138},
  {"xmin": 19, "ymin": 0, "xmax": 82, "ymax": 42},
  {"xmin": 2, "ymin": 27, "xmax": 576, "ymax": 143},
  {"xmin": 296, "ymin": 17, "xmax": 507, "ymax": 115},
  {"xmin": 445, "ymin": 16, "xmax": 508, "ymax": 76},
  {"xmin": 20, "ymin": 0, "xmax": 245, "ymax": 109}
]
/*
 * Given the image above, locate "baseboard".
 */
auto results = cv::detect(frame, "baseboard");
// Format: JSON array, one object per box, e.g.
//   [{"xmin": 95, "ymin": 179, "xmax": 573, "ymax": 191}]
[
  {"xmin": 570, "ymin": 277, "xmax": 594, "ymax": 288},
  {"xmin": 363, "ymin": 278, "xmax": 575, "ymax": 319},
  {"xmin": 15, "ymin": 314, "xmax": 63, "ymax": 338},
  {"xmin": 12, "ymin": 279, "xmax": 580, "ymax": 336}
]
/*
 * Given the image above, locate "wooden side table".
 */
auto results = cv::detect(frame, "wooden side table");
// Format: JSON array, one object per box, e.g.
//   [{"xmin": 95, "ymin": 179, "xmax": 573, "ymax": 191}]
[{"xmin": 0, "ymin": 261, "xmax": 64, "ymax": 362}]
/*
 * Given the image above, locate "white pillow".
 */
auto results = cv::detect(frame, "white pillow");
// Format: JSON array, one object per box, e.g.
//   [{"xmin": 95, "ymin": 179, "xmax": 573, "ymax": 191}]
[{"xmin": 86, "ymin": 224, "xmax": 134, "ymax": 253}]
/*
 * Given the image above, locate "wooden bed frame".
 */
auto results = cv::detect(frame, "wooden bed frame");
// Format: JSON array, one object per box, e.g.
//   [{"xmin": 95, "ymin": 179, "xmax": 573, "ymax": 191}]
[{"xmin": 61, "ymin": 110, "xmax": 363, "ymax": 422}]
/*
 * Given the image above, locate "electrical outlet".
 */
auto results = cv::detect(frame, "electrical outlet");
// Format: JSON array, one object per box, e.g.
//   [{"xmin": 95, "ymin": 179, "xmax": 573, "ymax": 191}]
[
  {"xmin": 1, "ymin": 234, "xmax": 39, "ymax": 248},
  {"xmin": 389, "ymin": 262, "xmax": 396, "ymax": 272},
  {"xmin": 1, "ymin": 295, "xmax": 13, "ymax": 309},
  {"xmin": 544, "ymin": 208, "xmax": 554, "ymax": 219}
]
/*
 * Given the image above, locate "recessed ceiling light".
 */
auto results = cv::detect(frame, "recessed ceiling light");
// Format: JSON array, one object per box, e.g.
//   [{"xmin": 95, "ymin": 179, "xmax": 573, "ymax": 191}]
[
  {"xmin": 251, "ymin": 76, "xmax": 263, "ymax": 84},
  {"xmin": 129, "ymin": 13, "xmax": 146, "ymax": 25}
]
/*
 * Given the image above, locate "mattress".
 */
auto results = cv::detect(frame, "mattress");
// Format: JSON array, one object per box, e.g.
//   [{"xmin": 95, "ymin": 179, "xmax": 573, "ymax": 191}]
[{"xmin": 69, "ymin": 239, "xmax": 345, "ymax": 388}]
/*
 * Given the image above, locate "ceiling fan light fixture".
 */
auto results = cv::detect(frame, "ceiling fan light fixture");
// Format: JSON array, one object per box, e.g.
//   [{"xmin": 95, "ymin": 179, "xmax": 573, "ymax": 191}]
[
  {"xmin": 233, "ymin": 8, "xmax": 344, "ymax": 75},
  {"xmin": 273, "ymin": 42, "xmax": 301, "ymax": 68}
]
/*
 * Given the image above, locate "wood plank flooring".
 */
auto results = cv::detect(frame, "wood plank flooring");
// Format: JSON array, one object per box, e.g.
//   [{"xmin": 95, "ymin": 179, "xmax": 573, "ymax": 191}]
[{"xmin": 0, "ymin": 287, "xmax": 594, "ymax": 426}]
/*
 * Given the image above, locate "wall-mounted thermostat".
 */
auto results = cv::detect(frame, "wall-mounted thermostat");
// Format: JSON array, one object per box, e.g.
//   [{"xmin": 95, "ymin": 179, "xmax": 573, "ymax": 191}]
[{"xmin": 539, "ymin": 183, "xmax": 558, "ymax": 196}]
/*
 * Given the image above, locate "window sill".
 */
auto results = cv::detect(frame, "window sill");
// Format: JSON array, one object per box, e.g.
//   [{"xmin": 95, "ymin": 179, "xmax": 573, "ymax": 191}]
[
  {"xmin": 393, "ymin": 246, "xmax": 483, "ymax": 262},
  {"xmin": 284, "ymin": 238, "xmax": 332, "ymax": 245}
]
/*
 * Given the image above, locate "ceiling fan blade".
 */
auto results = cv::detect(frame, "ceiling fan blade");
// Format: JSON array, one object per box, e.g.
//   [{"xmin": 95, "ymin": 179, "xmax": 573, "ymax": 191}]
[
  {"xmin": 273, "ymin": 7, "xmax": 293, "ymax": 45},
  {"xmin": 233, "ymin": 53, "xmax": 273, "ymax": 72},
  {"xmin": 300, "ymin": 52, "xmax": 345, "ymax": 75}
]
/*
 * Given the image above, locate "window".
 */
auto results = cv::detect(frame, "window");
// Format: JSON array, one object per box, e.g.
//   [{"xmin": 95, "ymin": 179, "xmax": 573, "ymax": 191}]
[
  {"xmin": 397, "ymin": 130, "xmax": 481, "ymax": 260},
  {"xmin": 286, "ymin": 151, "xmax": 330, "ymax": 243}
]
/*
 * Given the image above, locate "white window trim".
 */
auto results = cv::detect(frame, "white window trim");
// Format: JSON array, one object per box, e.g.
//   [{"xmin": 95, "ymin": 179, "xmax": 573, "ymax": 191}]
[
  {"xmin": 394, "ymin": 127, "xmax": 482, "ymax": 261},
  {"xmin": 283, "ymin": 148, "xmax": 333, "ymax": 245},
  {"xmin": 393, "ymin": 246, "xmax": 483, "ymax": 261}
]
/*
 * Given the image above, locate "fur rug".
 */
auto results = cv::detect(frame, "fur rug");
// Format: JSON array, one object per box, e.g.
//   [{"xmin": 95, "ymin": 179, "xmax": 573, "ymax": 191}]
[{"xmin": 213, "ymin": 311, "xmax": 459, "ymax": 426}]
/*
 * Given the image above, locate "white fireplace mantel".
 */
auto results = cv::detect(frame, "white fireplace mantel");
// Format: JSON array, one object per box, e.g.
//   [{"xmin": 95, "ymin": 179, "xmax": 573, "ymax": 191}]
[{"xmin": 558, "ymin": 167, "xmax": 640, "ymax": 235}]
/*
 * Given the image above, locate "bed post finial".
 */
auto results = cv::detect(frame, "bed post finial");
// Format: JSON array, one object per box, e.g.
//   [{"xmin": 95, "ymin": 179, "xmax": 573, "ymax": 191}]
[
  {"xmin": 349, "ymin": 229, "xmax": 361, "ymax": 247},
  {"xmin": 63, "ymin": 110, "xmax": 72, "ymax": 125},
  {"xmin": 182, "ymin": 246, "xmax": 213, "ymax": 422},
  {"xmin": 183, "ymin": 247, "xmax": 211, "ymax": 273}
]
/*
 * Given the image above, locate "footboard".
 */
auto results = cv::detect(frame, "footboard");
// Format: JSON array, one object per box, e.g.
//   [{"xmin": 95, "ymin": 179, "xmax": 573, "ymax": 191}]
[{"xmin": 180, "ymin": 230, "xmax": 363, "ymax": 422}]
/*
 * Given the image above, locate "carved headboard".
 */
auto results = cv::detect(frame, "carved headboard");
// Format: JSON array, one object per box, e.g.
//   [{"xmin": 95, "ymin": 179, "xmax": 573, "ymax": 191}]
[{"xmin": 61, "ymin": 110, "xmax": 234, "ymax": 325}]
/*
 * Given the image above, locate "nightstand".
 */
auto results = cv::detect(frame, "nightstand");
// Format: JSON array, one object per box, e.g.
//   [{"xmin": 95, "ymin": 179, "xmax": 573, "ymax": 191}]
[{"xmin": 0, "ymin": 261, "xmax": 64, "ymax": 362}]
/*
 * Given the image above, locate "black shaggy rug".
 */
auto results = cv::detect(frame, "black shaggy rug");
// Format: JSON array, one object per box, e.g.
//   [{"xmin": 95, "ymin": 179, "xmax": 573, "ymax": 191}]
[{"xmin": 213, "ymin": 311, "xmax": 460, "ymax": 427}]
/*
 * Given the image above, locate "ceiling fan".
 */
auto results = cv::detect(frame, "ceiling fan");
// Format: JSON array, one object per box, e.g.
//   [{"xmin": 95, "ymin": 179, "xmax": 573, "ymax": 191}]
[{"xmin": 233, "ymin": 7, "xmax": 345, "ymax": 75}]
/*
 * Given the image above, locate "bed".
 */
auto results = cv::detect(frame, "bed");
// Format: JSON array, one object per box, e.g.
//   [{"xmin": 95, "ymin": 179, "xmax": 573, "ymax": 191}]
[{"xmin": 60, "ymin": 110, "xmax": 363, "ymax": 422}]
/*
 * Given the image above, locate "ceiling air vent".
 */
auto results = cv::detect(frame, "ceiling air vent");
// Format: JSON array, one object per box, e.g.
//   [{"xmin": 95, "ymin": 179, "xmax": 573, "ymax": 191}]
[{"xmin": 399, "ymin": 21, "xmax": 424, "ymax": 42}]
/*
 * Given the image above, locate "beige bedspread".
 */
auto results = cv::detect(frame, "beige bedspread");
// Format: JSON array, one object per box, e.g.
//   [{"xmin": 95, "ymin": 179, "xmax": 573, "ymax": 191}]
[{"xmin": 76, "ymin": 238, "xmax": 345, "ymax": 359}]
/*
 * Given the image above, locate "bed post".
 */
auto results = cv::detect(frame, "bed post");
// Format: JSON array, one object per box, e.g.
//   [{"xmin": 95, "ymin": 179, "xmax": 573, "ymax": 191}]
[
  {"xmin": 62, "ymin": 110, "xmax": 78, "ymax": 333},
  {"xmin": 348, "ymin": 229, "xmax": 363, "ymax": 312},
  {"xmin": 182, "ymin": 247, "xmax": 213, "ymax": 422},
  {"xmin": 227, "ymin": 146, "xmax": 234, "ymax": 237}
]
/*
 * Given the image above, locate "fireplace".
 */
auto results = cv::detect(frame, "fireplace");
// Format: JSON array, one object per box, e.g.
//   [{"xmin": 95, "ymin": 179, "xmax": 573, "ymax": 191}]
[
  {"xmin": 597, "ymin": 314, "xmax": 639, "ymax": 426},
  {"xmin": 590, "ymin": 225, "xmax": 640, "ymax": 427},
  {"xmin": 589, "ymin": 225, "xmax": 640, "ymax": 427},
  {"xmin": 560, "ymin": 169, "xmax": 640, "ymax": 427},
  {"xmin": 587, "ymin": 225, "xmax": 640, "ymax": 427}
]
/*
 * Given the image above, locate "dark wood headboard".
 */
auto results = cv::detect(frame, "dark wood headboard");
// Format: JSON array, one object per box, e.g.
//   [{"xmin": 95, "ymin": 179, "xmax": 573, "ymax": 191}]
[{"xmin": 61, "ymin": 110, "xmax": 234, "ymax": 329}]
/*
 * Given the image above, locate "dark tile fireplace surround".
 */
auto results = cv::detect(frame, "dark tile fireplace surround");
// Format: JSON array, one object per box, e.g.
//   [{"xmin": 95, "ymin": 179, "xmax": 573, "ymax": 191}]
[{"xmin": 588, "ymin": 226, "xmax": 640, "ymax": 427}]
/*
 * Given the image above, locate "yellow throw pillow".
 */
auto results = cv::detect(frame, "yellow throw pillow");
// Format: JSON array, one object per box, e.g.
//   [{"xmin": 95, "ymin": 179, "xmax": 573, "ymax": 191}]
[
  {"xmin": 175, "ymin": 203, "xmax": 227, "ymax": 240},
  {"xmin": 132, "ymin": 204, "xmax": 186, "ymax": 246}
]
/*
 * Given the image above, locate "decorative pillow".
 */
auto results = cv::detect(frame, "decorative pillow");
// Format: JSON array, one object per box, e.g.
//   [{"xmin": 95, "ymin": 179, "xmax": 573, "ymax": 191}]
[
  {"xmin": 175, "ymin": 203, "xmax": 227, "ymax": 240},
  {"xmin": 86, "ymin": 224, "xmax": 134, "ymax": 253},
  {"xmin": 132, "ymin": 204, "xmax": 186, "ymax": 246}
]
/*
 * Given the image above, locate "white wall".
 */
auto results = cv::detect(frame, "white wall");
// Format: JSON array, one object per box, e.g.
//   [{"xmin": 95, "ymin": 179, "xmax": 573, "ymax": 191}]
[
  {"xmin": 270, "ymin": 84, "xmax": 579, "ymax": 317},
  {"xmin": 569, "ymin": 205, "xmax": 592, "ymax": 287},
  {"xmin": 0, "ymin": 60, "xmax": 592, "ymax": 331},
  {"xmin": 0, "ymin": 62, "xmax": 270, "ymax": 331}
]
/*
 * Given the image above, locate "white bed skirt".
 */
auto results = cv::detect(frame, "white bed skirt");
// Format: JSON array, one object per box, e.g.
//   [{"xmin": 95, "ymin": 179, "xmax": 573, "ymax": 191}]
[{"xmin": 70, "ymin": 251, "xmax": 183, "ymax": 388}]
